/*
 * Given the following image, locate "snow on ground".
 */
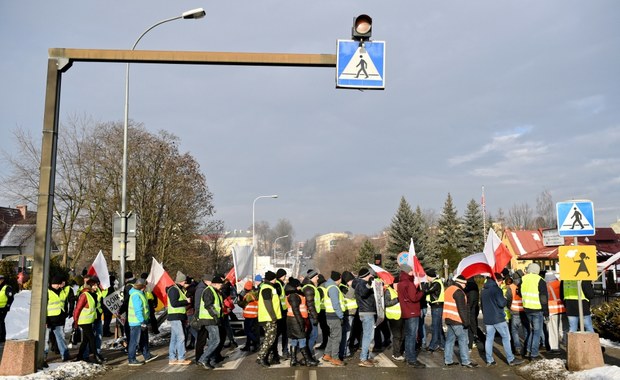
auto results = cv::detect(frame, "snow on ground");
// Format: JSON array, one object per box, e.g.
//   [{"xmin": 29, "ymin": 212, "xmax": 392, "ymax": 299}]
[{"xmin": 3, "ymin": 290, "xmax": 620, "ymax": 379}]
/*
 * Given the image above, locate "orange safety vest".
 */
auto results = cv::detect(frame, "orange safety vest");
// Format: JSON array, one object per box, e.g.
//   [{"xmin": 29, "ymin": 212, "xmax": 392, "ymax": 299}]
[
  {"xmin": 546, "ymin": 280, "xmax": 566, "ymax": 315},
  {"xmin": 508, "ymin": 283, "xmax": 524, "ymax": 312},
  {"xmin": 442, "ymin": 285, "xmax": 467, "ymax": 324},
  {"xmin": 242, "ymin": 292, "xmax": 259, "ymax": 319},
  {"xmin": 286, "ymin": 294, "xmax": 309, "ymax": 318}
]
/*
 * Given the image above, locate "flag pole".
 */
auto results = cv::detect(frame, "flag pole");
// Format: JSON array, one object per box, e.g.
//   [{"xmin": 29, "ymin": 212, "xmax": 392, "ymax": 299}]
[{"xmin": 482, "ymin": 185, "xmax": 487, "ymax": 243}]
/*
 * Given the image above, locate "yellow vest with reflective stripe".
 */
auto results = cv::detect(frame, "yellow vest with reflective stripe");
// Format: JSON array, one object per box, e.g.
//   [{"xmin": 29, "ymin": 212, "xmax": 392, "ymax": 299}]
[
  {"xmin": 78, "ymin": 292, "xmax": 96, "ymax": 325},
  {"xmin": 385, "ymin": 286, "xmax": 401, "ymax": 320},
  {"xmin": 96, "ymin": 288, "xmax": 108, "ymax": 314},
  {"xmin": 426, "ymin": 278, "xmax": 445, "ymax": 303},
  {"xmin": 167, "ymin": 285, "xmax": 188, "ymax": 315},
  {"xmin": 302, "ymin": 284, "xmax": 322, "ymax": 312},
  {"xmin": 342, "ymin": 285, "xmax": 358, "ymax": 311},
  {"xmin": 521, "ymin": 273, "xmax": 542, "ymax": 310},
  {"xmin": 128, "ymin": 291, "xmax": 149, "ymax": 324},
  {"xmin": 258, "ymin": 283, "xmax": 282, "ymax": 322},
  {"xmin": 442, "ymin": 285, "xmax": 466, "ymax": 323},
  {"xmin": 563, "ymin": 280, "xmax": 588, "ymax": 301},
  {"xmin": 275, "ymin": 280, "xmax": 287, "ymax": 310},
  {"xmin": 0, "ymin": 285, "xmax": 8, "ymax": 308},
  {"xmin": 47, "ymin": 289, "xmax": 64, "ymax": 317},
  {"xmin": 198, "ymin": 286, "xmax": 222, "ymax": 320},
  {"xmin": 322, "ymin": 285, "xmax": 345, "ymax": 314}
]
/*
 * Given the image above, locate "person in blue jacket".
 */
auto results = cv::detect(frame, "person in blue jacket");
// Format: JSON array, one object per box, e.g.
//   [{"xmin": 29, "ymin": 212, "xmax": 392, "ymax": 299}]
[{"xmin": 127, "ymin": 278, "xmax": 158, "ymax": 366}]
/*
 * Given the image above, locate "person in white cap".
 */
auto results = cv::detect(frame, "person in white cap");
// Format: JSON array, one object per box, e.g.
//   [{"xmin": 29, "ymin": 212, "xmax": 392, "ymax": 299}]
[{"xmin": 518, "ymin": 263, "xmax": 548, "ymax": 360}]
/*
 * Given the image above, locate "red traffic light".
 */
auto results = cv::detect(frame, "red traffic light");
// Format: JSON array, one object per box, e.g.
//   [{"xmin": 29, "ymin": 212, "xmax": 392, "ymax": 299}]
[{"xmin": 352, "ymin": 14, "xmax": 372, "ymax": 40}]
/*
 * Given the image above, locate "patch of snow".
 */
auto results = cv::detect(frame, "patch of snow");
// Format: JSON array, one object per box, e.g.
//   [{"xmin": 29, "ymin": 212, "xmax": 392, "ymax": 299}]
[
  {"xmin": 0, "ymin": 362, "xmax": 107, "ymax": 380},
  {"xmin": 567, "ymin": 365, "xmax": 620, "ymax": 380}
]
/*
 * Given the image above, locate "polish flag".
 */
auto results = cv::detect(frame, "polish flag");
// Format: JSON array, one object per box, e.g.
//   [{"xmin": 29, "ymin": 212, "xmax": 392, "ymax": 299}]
[
  {"xmin": 146, "ymin": 258, "xmax": 175, "ymax": 307},
  {"xmin": 483, "ymin": 228, "xmax": 512, "ymax": 274},
  {"xmin": 368, "ymin": 263, "xmax": 394, "ymax": 285},
  {"xmin": 456, "ymin": 252, "xmax": 494, "ymax": 279},
  {"xmin": 87, "ymin": 250, "xmax": 111, "ymax": 290},
  {"xmin": 407, "ymin": 239, "xmax": 427, "ymax": 285},
  {"xmin": 225, "ymin": 267, "xmax": 237, "ymax": 286}
]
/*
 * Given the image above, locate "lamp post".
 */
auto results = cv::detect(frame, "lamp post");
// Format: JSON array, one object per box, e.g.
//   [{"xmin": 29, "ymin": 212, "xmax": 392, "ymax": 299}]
[
  {"xmin": 252, "ymin": 194, "xmax": 278, "ymax": 277},
  {"xmin": 273, "ymin": 234, "xmax": 289, "ymax": 262},
  {"xmin": 119, "ymin": 8, "xmax": 206, "ymax": 287}
]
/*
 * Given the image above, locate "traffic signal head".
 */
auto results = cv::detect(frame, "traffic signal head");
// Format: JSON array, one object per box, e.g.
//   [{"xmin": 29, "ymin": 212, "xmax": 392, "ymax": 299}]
[{"xmin": 352, "ymin": 14, "xmax": 372, "ymax": 40}]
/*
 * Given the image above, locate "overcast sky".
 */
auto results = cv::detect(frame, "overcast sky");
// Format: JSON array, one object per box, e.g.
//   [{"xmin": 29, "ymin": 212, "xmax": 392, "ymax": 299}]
[{"xmin": 1, "ymin": 1, "xmax": 619, "ymax": 242}]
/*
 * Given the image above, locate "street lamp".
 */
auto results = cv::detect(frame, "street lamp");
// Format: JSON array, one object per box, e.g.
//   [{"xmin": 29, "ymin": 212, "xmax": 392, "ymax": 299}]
[
  {"xmin": 119, "ymin": 8, "xmax": 206, "ymax": 286},
  {"xmin": 273, "ymin": 234, "xmax": 289, "ymax": 262},
  {"xmin": 252, "ymin": 194, "xmax": 278, "ymax": 277}
]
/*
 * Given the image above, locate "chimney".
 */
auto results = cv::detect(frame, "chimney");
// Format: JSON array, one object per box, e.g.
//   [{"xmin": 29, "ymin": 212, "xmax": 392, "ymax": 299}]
[{"xmin": 16, "ymin": 205, "xmax": 27, "ymax": 220}]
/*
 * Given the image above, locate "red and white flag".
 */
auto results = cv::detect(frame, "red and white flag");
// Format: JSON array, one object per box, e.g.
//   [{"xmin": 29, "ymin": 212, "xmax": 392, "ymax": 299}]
[
  {"xmin": 225, "ymin": 267, "xmax": 237, "ymax": 286},
  {"xmin": 456, "ymin": 252, "xmax": 494, "ymax": 279},
  {"xmin": 483, "ymin": 228, "xmax": 512, "ymax": 274},
  {"xmin": 368, "ymin": 263, "xmax": 394, "ymax": 285},
  {"xmin": 146, "ymin": 258, "xmax": 175, "ymax": 307},
  {"xmin": 406, "ymin": 239, "xmax": 427, "ymax": 285},
  {"xmin": 87, "ymin": 250, "xmax": 110, "ymax": 290}
]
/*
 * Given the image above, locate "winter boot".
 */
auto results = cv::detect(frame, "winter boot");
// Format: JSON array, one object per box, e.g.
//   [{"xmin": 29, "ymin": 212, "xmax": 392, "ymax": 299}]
[
  {"xmin": 289, "ymin": 346, "xmax": 300, "ymax": 367},
  {"xmin": 301, "ymin": 346, "xmax": 319, "ymax": 367}
]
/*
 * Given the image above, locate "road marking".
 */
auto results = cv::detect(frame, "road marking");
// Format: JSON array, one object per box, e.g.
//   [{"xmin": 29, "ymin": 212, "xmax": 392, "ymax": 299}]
[
  {"xmin": 214, "ymin": 349, "xmax": 247, "ymax": 370},
  {"xmin": 309, "ymin": 369, "xmax": 317, "ymax": 380},
  {"xmin": 159, "ymin": 364, "xmax": 190, "ymax": 372},
  {"xmin": 372, "ymin": 353, "xmax": 398, "ymax": 368}
]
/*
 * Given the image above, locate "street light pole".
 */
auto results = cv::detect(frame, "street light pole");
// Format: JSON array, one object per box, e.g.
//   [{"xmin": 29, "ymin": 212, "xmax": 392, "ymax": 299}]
[
  {"xmin": 119, "ymin": 8, "xmax": 205, "ymax": 286},
  {"xmin": 252, "ymin": 194, "xmax": 278, "ymax": 278},
  {"xmin": 273, "ymin": 234, "xmax": 289, "ymax": 262}
]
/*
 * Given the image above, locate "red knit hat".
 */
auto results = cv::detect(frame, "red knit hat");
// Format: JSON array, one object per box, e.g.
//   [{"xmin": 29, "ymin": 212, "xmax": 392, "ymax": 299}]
[{"xmin": 244, "ymin": 280, "xmax": 253, "ymax": 291}]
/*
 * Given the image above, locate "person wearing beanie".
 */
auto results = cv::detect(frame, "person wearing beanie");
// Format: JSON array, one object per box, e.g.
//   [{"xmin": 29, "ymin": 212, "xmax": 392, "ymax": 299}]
[
  {"xmin": 119, "ymin": 271, "xmax": 137, "ymax": 346},
  {"xmin": 464, "ymin": 277, "xmax": 480, "ymax": 351},
  {"xmin": 256, "ymin": 270, "xmax": 281, "ymax": 367},
  {"xmin": 481, "ymin": 275, "xmax": 523, "ymax": 366},
  {"xmin": 45, "ymin": 275, "xmax": 70, "ymax": 362},
  {"xmin": 443, "ymin": 275, "xmax": 478, "ymax": 368},
  {"xmin": 338, "ymin": 270, "xmax": 357, "ymax": 360},
  {"xmin": 320, "ymin": 270, "xmax": 345, "ymax": 366},
  {"xmin": 315, "ymin": 273, "xmax": 331, "ymax": 351},
  {"xmin": 139, "ymin": 273, "xmax": 160, "ymax": 335},
  {"xmin": 301, "ymin": 269, "xmax": 321, "ymax": 357},
  {"xmin": 504, "ymin": 275, "xmax": 526, "ymax": 356},
  {"xmin": 274, "ymin": 269, "xmax": 289, "ymax": 360},
  {"xmin": 73, "ymin": 278, "xmax": 103, "ymax": 364},
  {"xmin": 424, "ymin": 268, "xmax": 446, "ymax": 353},
  {"xmin": 384, "ymin": 273, "xmax": 403, "ymax": 363},
  {"xmin": 167, "ymin": 272, "xmax": 192, "ymax": 365},
  {"xmin": 196, "ymin": 275, "xmax": 224, "ymax": 369},
  {"xmin": 544, "ymin": 271, "xmax": 564, "ymax": 354},
  {"xmin": 285, "ymin": 277, "xmax": 318, "ymax": 367},
  {"xmin": 355, "ymin": 267, "xmax": 376, "ymax": 367},
  {"xmin": 398, "ymin": 263, "xmax": 424, "ymax": 368},
  {"xmin": 238, "ymin": 279, "xmax": 260, "ymax": 352},
  {"xmin": 518, "ymin": 263, "xmax": 548, "ymax": 360}
]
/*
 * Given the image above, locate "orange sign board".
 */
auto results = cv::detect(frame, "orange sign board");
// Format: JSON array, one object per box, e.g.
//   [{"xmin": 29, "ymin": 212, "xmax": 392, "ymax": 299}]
[{"xmin": 558, "ymin": 245, "xmax": 597, "ymax": 281}]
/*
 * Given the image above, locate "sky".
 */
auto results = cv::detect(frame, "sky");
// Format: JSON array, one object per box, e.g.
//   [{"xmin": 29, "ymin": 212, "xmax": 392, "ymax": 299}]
[{"xmin": 1, "ymin": 1, "xmax": 619, "ymax": 242}]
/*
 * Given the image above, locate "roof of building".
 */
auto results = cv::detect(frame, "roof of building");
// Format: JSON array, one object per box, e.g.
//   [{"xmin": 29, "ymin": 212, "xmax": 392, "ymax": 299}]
[
  {"xmin": 0, "ymin": 206, "xmax": 36, "ymax": 243},
  {"xmin": 503, "ymin": 229, "xmax": 546, "ymax": 256},
  {"xmin": 0, "ymin": 224, "xmax": 36, "ymax": 247},
  {"xmin": 517, "ymin": 227, "xmax": 620, "ymax": 260}
]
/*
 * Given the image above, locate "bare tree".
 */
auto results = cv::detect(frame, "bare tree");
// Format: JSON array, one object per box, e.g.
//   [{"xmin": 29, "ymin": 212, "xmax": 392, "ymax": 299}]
[
  {"xmin": 507, "ymin": 202, "xmax": 535, "ymax": 230},
  {"xmin": 536, "ymin": 189, "xmax": 555, "ymax": 229}
]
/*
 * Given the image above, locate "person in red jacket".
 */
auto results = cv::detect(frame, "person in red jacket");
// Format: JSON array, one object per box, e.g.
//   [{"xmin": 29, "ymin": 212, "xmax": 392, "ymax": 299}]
[
  {"xmin": 397, "ymin": 264, "xmax": 425, "ymax": 368},
  {"xmin": 73, "ymin": 279, "xmax": 103, "ymax": 364}
]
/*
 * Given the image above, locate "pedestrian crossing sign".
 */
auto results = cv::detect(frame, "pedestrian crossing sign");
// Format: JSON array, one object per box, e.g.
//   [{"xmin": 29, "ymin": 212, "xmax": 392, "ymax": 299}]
[
  {"xmin": 558, "ymin": 245, "xmax": 597, "ymax": 281},
  {"xmin": 336, "ymin": 39, "xmax": 385, "ymax": 89},
  {"xmin": 556, "ymin": 200, "xmax": 595, "ymax": 237}
]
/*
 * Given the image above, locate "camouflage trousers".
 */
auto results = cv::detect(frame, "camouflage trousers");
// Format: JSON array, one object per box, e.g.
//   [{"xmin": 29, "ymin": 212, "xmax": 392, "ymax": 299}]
[{"xmin": 257, "ymin": 321, "xmax": 278, "ymax": 360}]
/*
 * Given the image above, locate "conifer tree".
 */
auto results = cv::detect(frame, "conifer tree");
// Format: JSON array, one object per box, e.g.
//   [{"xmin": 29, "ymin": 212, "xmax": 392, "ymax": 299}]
[
  {"xmin": 354, "ymin": 239, "xmax": 376, "ymax": 273},
  {"xmin": 461, "ymin": 199, "xmax": 485, "ymax": 255},
  {"xmin": 436, "ymin": 193, "xmax": 463, "ymax": 268},
  {"xmin": 385, "ymin": 197, "xmax": 416, "ymax": 271}
]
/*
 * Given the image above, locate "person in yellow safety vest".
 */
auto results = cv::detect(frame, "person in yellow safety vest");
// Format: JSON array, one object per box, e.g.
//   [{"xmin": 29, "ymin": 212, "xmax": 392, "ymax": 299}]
[
  {"xmin": 517, "ymin": 263, "xmax": 548, "ymax": 360},
  {"xmin": 45, "ymin": 276, "xmax": 70, "ymax": 362},
  {"xmin": 0, "ymin": 275, "xmax": 14, "ymax": 344},
  {"xmin": 274, "ymin": 269, "xmax": 289, "ymax": 360},
  {"xmin": 544, "ymin": 271, "xmax": 565, "ymax": 353},
  {"xmin": 560, "ymin": 279, "xmax": 595, "ymax": 333},
  {"xmin": 167, "ymin": 272, "xmax": 192, "ymax": 365},
  {"xmin": 256, "ymin": 271, "xmax": 282, "ymax": 368},
  {"xmin": 301, "ymin": 269, "xmax": 321, "ymax": 358},
  {"xmin": 384, "ymin": 276, "xmax": 404, "ymax": 362},
  {"xmin": 425, "ymin": 269, "xmax": 445, "ymax": 352},
  {"xmin": 504, "ymin": 273, "xmax": 528, "ymax": 356},
  {"xmin": 316, "ymin": 274, "xmax": 330, "ymax": 352},
  {"xmin": 196, "ymin": 275, "xmax": 224, "ymax": 370},
  {"xmin": 238, "ymin": 279, "xmax": 260, "ymax": 352},
  {"xmin": 339, "ymin": 271, "xmax": 357, "ymax": 360},
  {"xmin": 126, "ymin": 278, "xmax": 158, "ymax": 366},
  {"xmin": 72, "ymin": 278, "xmax": 103, "ymax": 364},
  {"xmin": 442, "ymin": 275, "xmax": 478, "ymax": 368},
  {"xmin": 285, "ymin": 277, "xmax": 318, "ymax": 367},
  {"xmin": 320, "ymin": 271, "xmax": 345, "ymax": 366},
  {"xmin": 140, "ymin": 272, "xmax": 160, "ymax": 335}
]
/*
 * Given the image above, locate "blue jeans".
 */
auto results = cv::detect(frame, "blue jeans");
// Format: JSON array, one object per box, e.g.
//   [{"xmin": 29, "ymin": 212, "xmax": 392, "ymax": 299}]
[
  {"xmin": 444, "ymin": 324, "xmax": 471, "ymax": 365},
  {"xmin": 128, "ymin": 326, "xmax": 151, "ymax": 362},
  {"xmin": 198, "ymin": 325, "xmax": 220, "ymax": 364},
  {"xmin": 404, "ymin": 317, "xmax": 420, "ymax": 363},
  {"xmin": 359, "ymin": 314, "xmax": 375, "ymax": 361},
  {"xmin": 338, "ymin": 314, "xmax": 351, "ymax": 359},
  {"xmin": 418, "ymin": 307, "xmax": 427, "ymax": 346},
  {"xmin": 291, "ymin": 338, "xmax": 307, "ymax": 348},
  {"xmin": 169, "ymin": 320, "xmax": 187, "ymax": 360},
  {"xmin": 429, "ymin": 306, "xmax": 445, "ymax": 349},
  {"xmin": 307, "ymin": 322, "xmax": 319, "ymax": 354},
  {"xmin": 485, "ymin": 321, "xmax": 514, "ymax": 364},
  {"xmin": 525, "ymin": 311, "xmax": 543, "ymax": 357},
  {"xmin": 45, "ymin": 325, "xmax": 69, "ymax": 360},
  {"xmin": 568, "ymin": 315, "xmax": 594, "ymax": 333},
  {"xmin": 509, "ymin": 311, "xmax": 526, "ymax": 352}
]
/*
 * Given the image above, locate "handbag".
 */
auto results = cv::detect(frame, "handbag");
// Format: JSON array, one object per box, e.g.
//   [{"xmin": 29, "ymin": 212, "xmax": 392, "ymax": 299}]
[
  {"xmin": 189, "ymin": 315, "xmax": 201, "ymax": 330},
  {"xmin": 71, "ymin": 327, "xmax": 82, "ymax": 345}
]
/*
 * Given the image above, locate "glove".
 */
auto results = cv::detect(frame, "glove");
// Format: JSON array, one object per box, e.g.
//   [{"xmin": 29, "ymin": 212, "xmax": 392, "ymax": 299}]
[
  {"xmin": 140, "ymin": 323, "xmax": 148, "ymax": 331},
  {"xmin": 544, "ymin": 316, "xmax": 549, "ymax": 323},
  {"xmin": 340, "ymin": 318, "xmax": 344, "ymax": 326}
]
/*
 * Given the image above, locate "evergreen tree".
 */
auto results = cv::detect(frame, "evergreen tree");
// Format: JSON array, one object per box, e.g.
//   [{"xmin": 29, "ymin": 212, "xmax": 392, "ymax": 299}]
[
  {"xmin": 412, "ymin": 206, "xmax": 429, "ymax": 267},
  {"xmin": 423, "ymin": 227, "xmax": 443, "ymax": 274},
  {"xmin": 354, "ymin": 239, "xmax": 376, "ymax": 273},
  {"xmin": 436, "ymin": 193, "xmax": 463, "ymax": 267},
  {"xmin": 385, "ymin": 197, "xmax": 416, "ymax": 271},
  {"xmin": 461, "ymin": 199, "xmax": 485, "ymax": 255}
]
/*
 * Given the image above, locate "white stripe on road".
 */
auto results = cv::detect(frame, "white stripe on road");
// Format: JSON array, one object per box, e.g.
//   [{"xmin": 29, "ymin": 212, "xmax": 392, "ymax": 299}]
[
  {"xmin": 309, "ymin": 369, "xmax": 317, "ymax": 380},
  {"xmin": 214, "ymin": 349, "xmax": 247, "ymax": 370},
  {"xmin": 372, "ymin": 353, "xmax": 398, "ymax": 368}
]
